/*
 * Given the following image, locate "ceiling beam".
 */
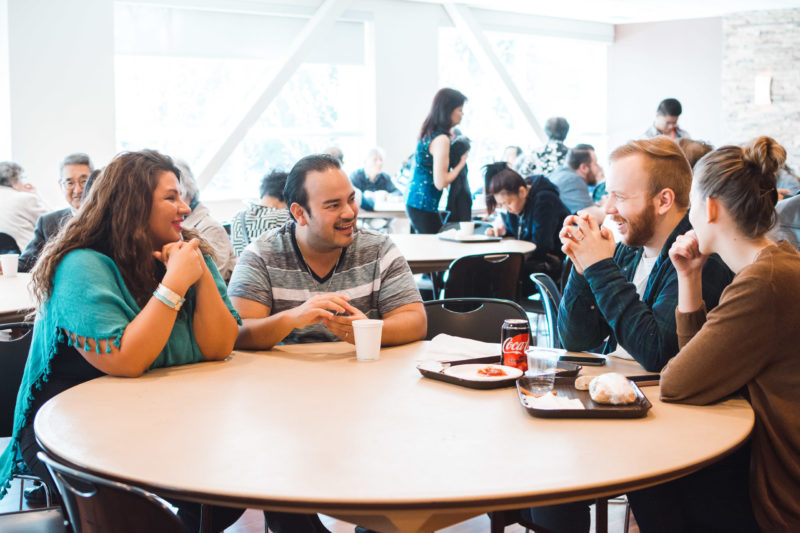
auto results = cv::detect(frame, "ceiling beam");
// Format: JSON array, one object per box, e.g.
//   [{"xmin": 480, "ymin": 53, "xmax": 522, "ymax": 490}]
[
  {"xmin": 443, "ymin": 2, "xmax": 547, "ymax": 143},
  {"xmin": 196, "ymin": 0, "xmax": 353, "ymax": 188}
]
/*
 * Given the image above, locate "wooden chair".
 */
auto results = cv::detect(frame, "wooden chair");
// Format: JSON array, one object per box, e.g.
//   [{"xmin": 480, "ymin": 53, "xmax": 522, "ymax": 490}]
[{"xmin": 38, "ymin": 452, "xmax": 188, "ymax": 533}]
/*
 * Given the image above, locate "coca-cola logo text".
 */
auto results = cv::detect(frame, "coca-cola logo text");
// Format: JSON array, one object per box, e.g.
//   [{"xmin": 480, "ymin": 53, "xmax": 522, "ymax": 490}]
[{"xmin": 502, "ymin": 334, "xmax": 528, "ymax": 354}]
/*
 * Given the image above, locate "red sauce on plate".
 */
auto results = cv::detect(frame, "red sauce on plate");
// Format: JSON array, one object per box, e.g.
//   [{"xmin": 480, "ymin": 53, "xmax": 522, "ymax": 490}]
[{"xmin": 477, "ymin": 366, "xmax": 507, "ymax": 377}]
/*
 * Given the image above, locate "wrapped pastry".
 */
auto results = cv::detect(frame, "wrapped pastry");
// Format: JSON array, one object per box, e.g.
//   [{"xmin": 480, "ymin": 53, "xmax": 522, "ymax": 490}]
[{"xmin": 588, "ymin": 372, "xmax": 637, "ymax": 405}]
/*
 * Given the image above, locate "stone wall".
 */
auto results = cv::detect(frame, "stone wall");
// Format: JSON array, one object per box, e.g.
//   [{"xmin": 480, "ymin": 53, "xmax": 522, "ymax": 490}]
[{"xmin": 723, "ymin": 9, "xmax": 800, "ymax": 169}]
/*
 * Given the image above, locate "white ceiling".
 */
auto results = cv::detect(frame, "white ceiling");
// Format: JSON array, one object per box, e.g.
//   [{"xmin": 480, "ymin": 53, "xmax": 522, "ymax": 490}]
[{"xmin": 414, "ymin": 0, "xmax": 800, "ymax": 24}]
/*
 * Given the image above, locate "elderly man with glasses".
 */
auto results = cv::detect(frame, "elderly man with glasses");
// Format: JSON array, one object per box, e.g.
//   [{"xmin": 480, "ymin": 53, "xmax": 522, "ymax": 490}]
[{"xmin": 17, "ymin": 153, "xmax": 94, "ymax": 273}]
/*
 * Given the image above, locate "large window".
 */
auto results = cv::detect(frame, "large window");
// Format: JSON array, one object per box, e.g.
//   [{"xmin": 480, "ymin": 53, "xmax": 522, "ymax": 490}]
[
  {"xmin": 439, "ymin": 28, "xmax": 608, "ymax": 191},
  {"xmin": 115, "ymin": 6, "xmax": 371, "ymax": 200}
]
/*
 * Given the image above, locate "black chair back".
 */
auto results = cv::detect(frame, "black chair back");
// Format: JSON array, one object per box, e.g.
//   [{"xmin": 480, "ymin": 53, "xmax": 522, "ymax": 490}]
[
  {"xmin": 38, "ymin": 452, "xmax": 188, "ymax": 533},
  {"xmin": 0, "ymin": 322, "xmax": 34, "ymax": 437},
  {"xmin": 529, "ymin": 273, "xmax": 562, "ymax": 349},
  {"xmin": 442, "ymin": 252, "xmax": 523, "ymax": 300},
  {"xmin": 0, "ymin": 232, "xmax": 21, "ymax": 255},
  {"xmin": 424, "ymin": 298, "xmax": 528, "ymax": 344}
]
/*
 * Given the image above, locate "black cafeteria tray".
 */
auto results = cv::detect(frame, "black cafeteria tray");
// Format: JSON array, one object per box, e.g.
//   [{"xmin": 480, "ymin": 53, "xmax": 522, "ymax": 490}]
[
  {"xmin": 417, "ymin": 356, "xmax": 581, "ymax": 390},
  {"xmin": 517, "ymin": 376, "xmax": 652, "ymax": 418}
]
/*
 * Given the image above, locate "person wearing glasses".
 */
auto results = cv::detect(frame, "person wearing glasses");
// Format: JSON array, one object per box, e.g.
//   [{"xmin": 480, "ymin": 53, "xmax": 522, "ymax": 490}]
[{"xmin": 16, "ymin": 153, "xmax": 94, "ymax": 273}]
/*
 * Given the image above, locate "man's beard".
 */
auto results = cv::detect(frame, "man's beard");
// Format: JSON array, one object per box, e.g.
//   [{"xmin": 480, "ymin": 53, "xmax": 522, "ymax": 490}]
[{"xmin": 617, "ymin": 204, "xmax": 656, "ymax": 248}]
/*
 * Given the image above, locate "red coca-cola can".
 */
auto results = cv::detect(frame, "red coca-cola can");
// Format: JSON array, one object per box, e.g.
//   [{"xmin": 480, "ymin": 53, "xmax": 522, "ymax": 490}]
[{"xmin": 501, "ymin": 319, "xmax": 531, "ymax": 371}]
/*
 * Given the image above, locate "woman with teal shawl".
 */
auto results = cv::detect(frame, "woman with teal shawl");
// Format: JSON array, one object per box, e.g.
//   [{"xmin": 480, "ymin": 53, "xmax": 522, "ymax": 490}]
[{"xmin": 0, "ymin": 150, "xmax": 242, "ymax": 528}]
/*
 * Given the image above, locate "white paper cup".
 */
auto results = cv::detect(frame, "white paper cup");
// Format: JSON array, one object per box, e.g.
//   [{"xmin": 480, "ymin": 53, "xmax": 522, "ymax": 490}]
[
  {"xmin": 352, "ymin": 319, "xmax": 383, "ymax": 361},
  {"xmin": 458, "ymin": 221, "xmax": 475, "ymax": 237},
  {"xmin": 525, "ymin": 348, "xmax": 560, "ymax": 394},
  {"xmin": 1, "ymin": 253, "xmax": 19, "ymax": 277}
]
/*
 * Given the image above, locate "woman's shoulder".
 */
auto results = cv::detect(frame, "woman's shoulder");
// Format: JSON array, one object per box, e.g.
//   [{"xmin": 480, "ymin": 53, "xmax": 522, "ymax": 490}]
[{"xmin": 59, "ymin": 249, "xmax": 115, "ymax": 270}]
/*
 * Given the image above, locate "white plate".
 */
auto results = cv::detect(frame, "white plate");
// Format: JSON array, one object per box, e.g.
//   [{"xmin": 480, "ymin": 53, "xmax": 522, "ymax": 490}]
[{"xmin": 443, "ymin": 364, "xmax": 523, "ymax": 381}]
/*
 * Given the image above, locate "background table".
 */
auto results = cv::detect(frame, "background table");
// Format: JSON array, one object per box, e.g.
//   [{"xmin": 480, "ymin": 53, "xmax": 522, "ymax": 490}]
[
  {"xmin": 0, "ymin": 273, "xmax": 34, "ymax": 323},
  {"xmin": 35, "ymin": 343, "xmax": 753, "ymax": 533},
  {"xmin": 390, "ymin": 234, "xmax": 536, "ymax": 274}
]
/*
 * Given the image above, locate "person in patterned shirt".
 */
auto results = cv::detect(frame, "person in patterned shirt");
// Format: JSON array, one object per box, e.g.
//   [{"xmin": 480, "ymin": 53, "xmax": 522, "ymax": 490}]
[
  {"xmin": 229, "ymin": 169, "xmax": 291, "ymax": 255},
  {"xmin": 514, "ymin": 116, "xmax": 570, "ymax": 177}
]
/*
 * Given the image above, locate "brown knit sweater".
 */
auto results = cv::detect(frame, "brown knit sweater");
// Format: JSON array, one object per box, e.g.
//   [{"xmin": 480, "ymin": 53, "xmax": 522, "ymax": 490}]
[{"xmin": 661, "ymin": 241, "xmax": 800, "ymax": 532}]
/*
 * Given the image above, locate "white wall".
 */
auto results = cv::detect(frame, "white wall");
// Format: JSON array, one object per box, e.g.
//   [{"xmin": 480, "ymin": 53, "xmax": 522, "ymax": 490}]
[
  {"xmin": 0, "ymin": 0, "xmax": 11, "ymax": 159},
  {"xmin": 607, "ymin": 17, "xmax": 723, "ymax": 155},
  {"xmin": 7, "ymin": 0, "xmax": 116, "ymax": 207}
]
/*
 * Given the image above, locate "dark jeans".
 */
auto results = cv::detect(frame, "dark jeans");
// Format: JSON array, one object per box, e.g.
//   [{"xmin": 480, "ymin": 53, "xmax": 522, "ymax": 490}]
[
  {"xmin": 627, "ymin": 443, "xmax": 760, "ymax": 533},
  {"xmin": 406, "ymin": 205, "xmax": 442, "ymax": 234}
]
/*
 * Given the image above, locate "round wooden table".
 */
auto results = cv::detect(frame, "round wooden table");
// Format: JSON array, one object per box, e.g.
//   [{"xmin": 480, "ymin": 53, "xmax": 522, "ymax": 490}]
[
  {"xmin": 0, "ymin": 272, "xmax": 35, "ymax": 323},
  {"xmin": 35, "ymin": 342, "xmax": 753, "ymax": 533},
  {"xmin": 389, "ymin": 234, "xmax": 537, "ymax": 274}
]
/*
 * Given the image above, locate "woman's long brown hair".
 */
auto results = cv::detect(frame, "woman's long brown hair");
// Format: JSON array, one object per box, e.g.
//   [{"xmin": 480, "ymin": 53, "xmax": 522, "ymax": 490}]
[{"xmin": 31, "ymin": 150, "xmax": 212, "ymax": 308}]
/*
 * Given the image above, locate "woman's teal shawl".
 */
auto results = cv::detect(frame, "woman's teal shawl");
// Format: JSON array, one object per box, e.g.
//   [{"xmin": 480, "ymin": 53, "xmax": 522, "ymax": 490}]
[{"xmin": 0, "ymin": 249, "xmax": 240, "ymax": 499}]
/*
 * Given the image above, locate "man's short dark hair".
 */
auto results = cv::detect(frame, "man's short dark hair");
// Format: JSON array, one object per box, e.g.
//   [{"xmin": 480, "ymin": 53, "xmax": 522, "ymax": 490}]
[
  {"xmin": 60, "ymin": 153, "xmax": 93, "ymax": 175},
  {"xmin": 656, "ymin": 98, "xmax": 682, "ymax": 117},
  {"xmin": 284, "ymin": 154, "xmax": 341, "ymax": 219},
  {"xmin": 567, "ymin": 144, "xmax": 595, "ymax": 170},
  {"xmin": 260, "ymin": 170, "xmax": 288, "ymax": 201},
  {"xmin": 544, "ymin": 117, "xmax": 569, "ymax": 142}
]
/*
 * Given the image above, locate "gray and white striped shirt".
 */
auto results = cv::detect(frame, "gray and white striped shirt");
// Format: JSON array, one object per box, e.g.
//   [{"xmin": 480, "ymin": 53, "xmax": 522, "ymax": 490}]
[{"xmin": 228, "ymin": 221, "xmax": 422, "ymax": 344}]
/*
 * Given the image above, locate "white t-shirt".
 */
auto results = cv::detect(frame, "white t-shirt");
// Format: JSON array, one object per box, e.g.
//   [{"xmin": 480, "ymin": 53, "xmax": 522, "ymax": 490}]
[{"xmin": 610, "ymin": 253, "xmax": 658, "ymax": 360}]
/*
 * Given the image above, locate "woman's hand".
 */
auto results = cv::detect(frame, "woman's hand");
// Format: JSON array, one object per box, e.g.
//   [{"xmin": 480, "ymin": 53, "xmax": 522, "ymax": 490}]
[
  {"xmin": 669, "ymin": 230, "xmax": 708, "ymax": 278},
  {"xmin": 156, "ymin": 238, "xmax": 205, "ymax": 294}
]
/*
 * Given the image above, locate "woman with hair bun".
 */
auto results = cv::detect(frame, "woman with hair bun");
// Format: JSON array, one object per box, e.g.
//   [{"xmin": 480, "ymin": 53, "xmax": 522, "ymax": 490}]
[{"xmin": 640, "ymin": 137, "xmax": 800, "ymax": 532}]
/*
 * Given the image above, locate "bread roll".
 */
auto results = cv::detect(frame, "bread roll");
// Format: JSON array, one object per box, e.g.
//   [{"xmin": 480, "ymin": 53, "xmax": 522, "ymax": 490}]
[
  {"xmin": 588, "ymin": 372, "xmax": 637, "ymax": 405},
  {"xmin": 574, "ymin": 375, "xmax": 594, "ymax": 391}
]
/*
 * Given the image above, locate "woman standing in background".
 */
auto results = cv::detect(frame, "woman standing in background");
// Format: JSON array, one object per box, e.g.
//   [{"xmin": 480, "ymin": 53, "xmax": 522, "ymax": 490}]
[{"xmin": 405, "ymin": 88, "xmax": 469, "ymax": 233}]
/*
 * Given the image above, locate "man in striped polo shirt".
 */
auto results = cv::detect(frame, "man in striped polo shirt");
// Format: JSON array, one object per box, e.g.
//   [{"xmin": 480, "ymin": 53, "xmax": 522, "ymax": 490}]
[{"xmin": 229, "ymin": 153, "xmax": 426, "ymax": 349}]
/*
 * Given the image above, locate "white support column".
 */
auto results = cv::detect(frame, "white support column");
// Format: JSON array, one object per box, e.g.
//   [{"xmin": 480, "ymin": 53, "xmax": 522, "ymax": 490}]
[
  {"xmin": 196, "ymin": 0, "xmax": 353, "ymax": 188},
  {"xmin": 443, "ymin": 2, "xmax": 547, "ymax": 143}
]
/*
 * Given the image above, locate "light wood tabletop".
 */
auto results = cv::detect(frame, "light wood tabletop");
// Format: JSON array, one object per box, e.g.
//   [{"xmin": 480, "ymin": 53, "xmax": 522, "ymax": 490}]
[
  {"xmin": 0, "ymin": 272, "xmax": 34, "ymax": 323},
  {"xmin": 389, "ymin": 234, "xmax": 536, "ymax": 274},
  {"xmin": 35, "ymin": 342, "xmax": 753, "ymax": 533}
]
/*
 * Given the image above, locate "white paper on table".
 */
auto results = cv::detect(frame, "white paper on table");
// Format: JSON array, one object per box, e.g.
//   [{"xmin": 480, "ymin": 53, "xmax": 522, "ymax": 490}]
[
  {"xmin": 421, "ymin": 334, "xmax": 500, "ymax": 363},
  {"xmin": 524, "ymin": 394, "xmax": 586, "ymax": 410}
]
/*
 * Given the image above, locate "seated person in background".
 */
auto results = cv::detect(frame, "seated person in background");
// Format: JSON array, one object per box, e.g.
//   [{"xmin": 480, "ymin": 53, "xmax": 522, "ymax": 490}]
[
  {"xmin": 18, "ymin": 153, "xmax": 93, "ymax": 272},
  {"xmin": 175, "ymin": 160, "xmax": 236, "ymax": 280},
  {"xmin": 548, "ymin": 144, "xmax": 605, "ymax": 222},
  {"xmin": 515, "ymin": 116, "xmax": 570, "ymax": 177},
  {"xmin": 771, "ymin": 193, "xmax": 800, "ymax": 248},
  {"xmin": 558, "ymin": 137, "xmax": 733, "ymax": 372},
  {"xmin": 677, "ymin": 137, "xmax": 713, "ymax": 169},
  {"xmin": 230, "ymin": 169, "xmax": 291, "ymax": 255},
  {"xmin": 349, "ymin": 147, "xmax": 400, "ymax": 211},
  {"xmin": 0, "ymin": 161, "xmax": 48, "ymax": 252},
  {"xmin": 777, "ymin": 164, "xmax": 800, "ymax": 198},
  {"xmin": 0, "ymin": 149, "xmax": 243, "ymax": 531},
  {"xmin": 502, "ymin": 145, "xmax": 522, "ymax": 168},
  {"xmin": 483, "ymin": 162, "xmax": 569, "ymax": 287},
  {"xmin": 643, "ymin": 97, "xmax": 690, "ymax": 139},
  {"xmin": 229, "ymin": 153, "xmax": 426, "ymax": 349},
  {"xmin": 642, "ymin": 136, "xmax": 800, "ymax": 532}
]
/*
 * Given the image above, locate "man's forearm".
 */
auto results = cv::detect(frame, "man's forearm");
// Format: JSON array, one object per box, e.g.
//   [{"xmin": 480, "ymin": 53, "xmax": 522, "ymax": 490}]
[
  {"xmin": 380, "ymin": 309, "xmax": 427, "ymax": 346},
  {"xmin": 236, "ymin": 312, "xmax": 296, "ymax": 350}
]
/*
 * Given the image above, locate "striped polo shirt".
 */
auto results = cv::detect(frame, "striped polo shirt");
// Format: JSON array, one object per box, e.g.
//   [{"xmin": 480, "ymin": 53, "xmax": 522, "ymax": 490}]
[{"xmin": 228, "ymin": 221, "xmax": 422, "ymax": 344}]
